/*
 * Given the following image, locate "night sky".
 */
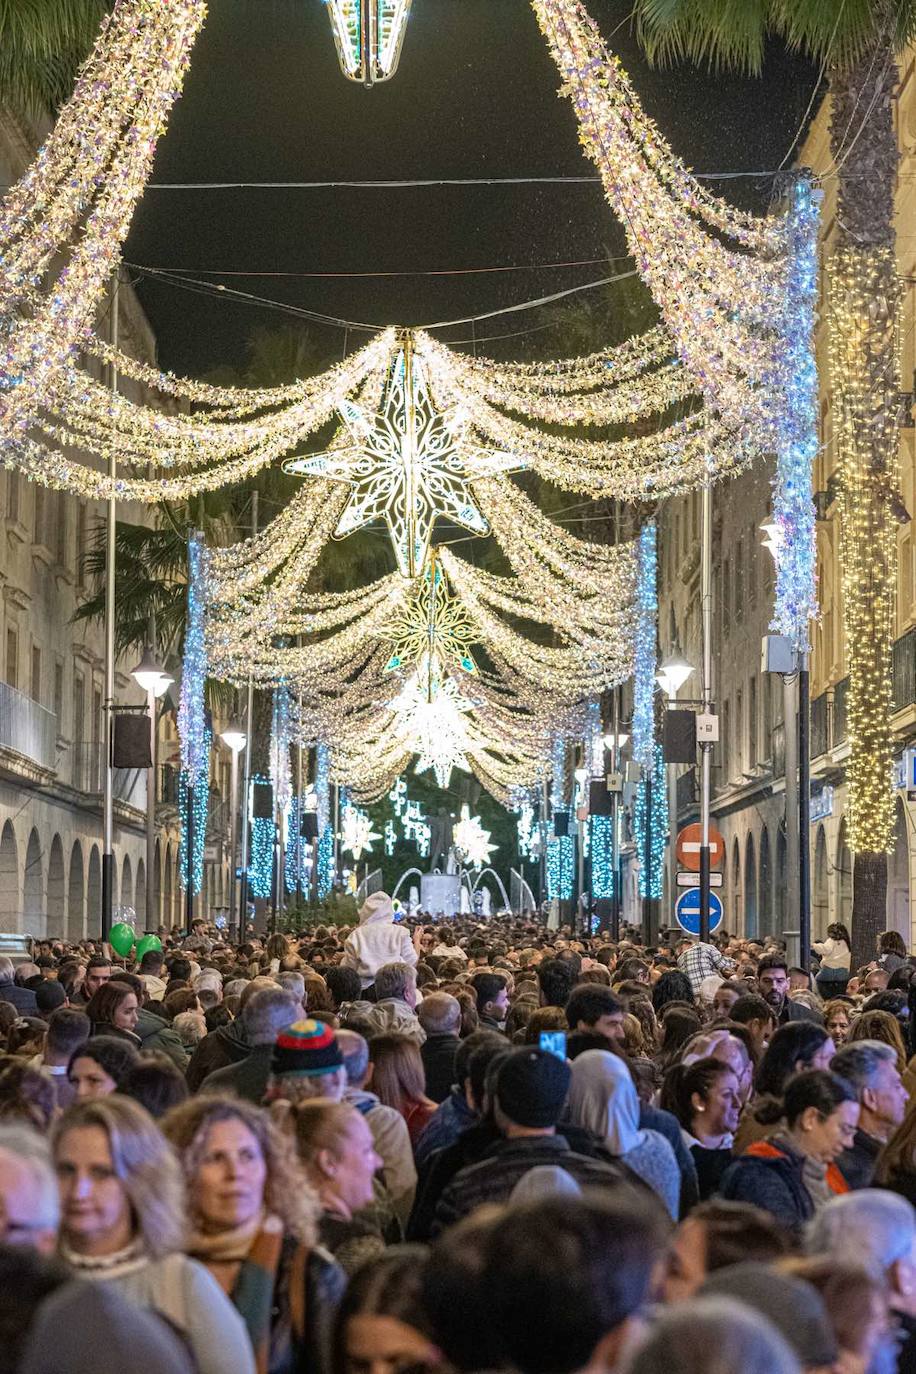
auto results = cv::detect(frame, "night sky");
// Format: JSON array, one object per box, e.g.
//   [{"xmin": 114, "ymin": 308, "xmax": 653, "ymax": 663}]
[{"xmin": 123, "ymin": 0, "xmax": 818, "ymax": 377}]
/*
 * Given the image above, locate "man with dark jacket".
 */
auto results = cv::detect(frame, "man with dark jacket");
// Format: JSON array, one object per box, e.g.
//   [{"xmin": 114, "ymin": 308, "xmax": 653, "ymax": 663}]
[
  {"xmin": 470, "ymin": 973, "xmax": 509, "ymax": 1032},
  {"xmin": 832, "ymin": 1040, "xmax": 909, "ymax": 1189},
  {"xmin": 414, "ymin": 1030, "xmax": 505, "ymax": 1166},
  {"xmin": 0, "ymin": 957, "xmax": 37, "ymax": 1014},
  {"xmin": 418, "ymin": 992, "xmax": 462, "ymax": 1102},
  {"xmin": 757, "ymin": 954, "xmax": 824, "ymax": 1026},
  {"xmin": 184, "ymin": 976, "xmax": 276, "ymax": 1087},
  {"xmin": 203, "ymin": 987, "xmax": 298, "ymax": 1102},
  {"xmin": 431, "ymin": 1047, "xmax": 634, "ymax": 1235}
]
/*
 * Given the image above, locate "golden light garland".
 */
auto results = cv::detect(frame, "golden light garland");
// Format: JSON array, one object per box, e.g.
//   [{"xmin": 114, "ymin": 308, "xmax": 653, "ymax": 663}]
[{"xmin": 828, "ymin": 245, "xmax": 901, "ymax": 853}]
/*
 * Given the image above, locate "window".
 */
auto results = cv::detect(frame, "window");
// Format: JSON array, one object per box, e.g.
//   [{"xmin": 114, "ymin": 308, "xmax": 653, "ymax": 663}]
[
  {"xmin": 5, "ymin": 628, "xmax": 17, "ymax": 691},
  {"xmin": 30, "ymin": 645, "xmax": 41, "ymax": 704},
  {"xmin": 722, "ymin": 698, "xmax": 731, "ymax": 780},
  {"xmin": 92, "ymin": 687, "xmax": 102, "ymax": 749},
  {"xmin": 73, "ymin": 673, "xmax": 85, "ymax": 746},
  {"xmin": 53, "ymin": 661, "xmax": 64, "ymax": 723},
  {"xmin": 748, "ymin": 674, "xmax": 757, "ymax": 767},
  {"xmin": 723, "ymin": 557, "xmax": 731, "ymax": 630},
  {"xmin": 6, "ymin": 472, "xmax": 18, "ymax": 523},
  {"xmin": 76, "ymin": 502, "xmax": 88, "ymax": 586},
  {"xmin": 735, "ymin": 689, "xmax": 744, "ymax": 773},
  {"xmin": 735, "ymin": 538, "xmax": 745, "ymax": 623},
  {"xmin": 763, "ymin": 674, "xmax": 774, "ymax": 762},
  {"xmin": 54, "ymin": 492, "xmax": 67, "ymax": 566},
  {"xmin": 748, "ymin": 525, "xmax": 757, "ymax": 605},
  {"xmin": 33, "ymin": 485, "xmax": 45, "ymax": 546}
]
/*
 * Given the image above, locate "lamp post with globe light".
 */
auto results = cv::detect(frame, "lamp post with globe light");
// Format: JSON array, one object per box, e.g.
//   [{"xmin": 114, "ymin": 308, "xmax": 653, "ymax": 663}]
[
  {"xmin": 657, "ymin": 649, "xmax": 694, "ymax": 936},
  {"xmin": 220, "ymin": 728, "xmax": 247, "ymax": 942},
  {"xmin": 130, "ymin": 649, "xmax": 173, "ymax": 931}
]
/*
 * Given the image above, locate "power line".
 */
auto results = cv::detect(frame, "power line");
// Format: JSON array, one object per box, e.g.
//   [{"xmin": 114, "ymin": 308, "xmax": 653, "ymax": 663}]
[{"xmin": 123, "ymin": 255, "xmax": 619, "ymax": 279}]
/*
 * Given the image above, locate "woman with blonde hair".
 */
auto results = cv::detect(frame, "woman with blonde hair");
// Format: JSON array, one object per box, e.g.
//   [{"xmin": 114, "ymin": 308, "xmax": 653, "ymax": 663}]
[
  {"xmin": 846, "ymin": 1008, "xmax": 907, "ymax": 1073},
  {"xmin": 292, "ymin": 1101, "xmax": 385, "ymax": 1276},
  {"xmin": 163, "ymin": 1095, "xmax": 344, "ymax": 1374},
  {"xmin": 368, "ymin": 1034, "xmax": 437, "ymax": 1147},
  {"xmin": 52, "ymin": 1096, "xmax": 254, "ymax": 1374}
]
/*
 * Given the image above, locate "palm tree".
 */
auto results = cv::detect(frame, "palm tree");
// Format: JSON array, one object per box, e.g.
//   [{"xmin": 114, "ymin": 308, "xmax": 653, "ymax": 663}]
[
  {"xmin": 0, "ymin": 1, "xmax": 109, "ymax": 116},
  {"xmin": 631, "ymin": 0, "xmax": 916, "ymax": 966}
]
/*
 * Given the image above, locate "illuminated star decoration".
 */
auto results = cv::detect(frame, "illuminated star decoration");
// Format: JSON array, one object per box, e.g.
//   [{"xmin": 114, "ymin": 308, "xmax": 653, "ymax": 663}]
[
  {"xmin": 383, "ymin": 556, "xmax": 478, "ymax": 675},
  {"xmin": 340, "ymin": 803, "xmax": 381, "ymax": 861},
  {"xmin": 453, "ymin": 804, "xmax": 497, "ymax": 869},
  {"xmin": 391, "ymin": 659, "xmax": 474, "ymax": 788},
  {"xmin": 325, "ymin": 0, "xmax": 412, "ymax": 86},
  {"xmin": 285, "ymin": 334, "xmax": 523, "ymax": 579}
]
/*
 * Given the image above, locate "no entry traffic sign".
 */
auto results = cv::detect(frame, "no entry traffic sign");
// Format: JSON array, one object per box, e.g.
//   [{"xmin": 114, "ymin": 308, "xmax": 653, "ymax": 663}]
[
  {"xmin": 675, "ymin": 887, "xmax": 723, "ymax": 937},
  {"xmin": 676, "ymin": 823, "xmax": 725, "ymax": 872}
]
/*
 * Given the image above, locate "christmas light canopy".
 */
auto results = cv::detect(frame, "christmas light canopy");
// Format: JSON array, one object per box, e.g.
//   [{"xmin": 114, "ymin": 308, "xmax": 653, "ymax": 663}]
[
  {"xmin": 285, "ymin": 333, "xmax": 523, "ymax": 579},
  {"xmin": 325, "ymin": 0, "xmax": 412, "ymax": 87}
]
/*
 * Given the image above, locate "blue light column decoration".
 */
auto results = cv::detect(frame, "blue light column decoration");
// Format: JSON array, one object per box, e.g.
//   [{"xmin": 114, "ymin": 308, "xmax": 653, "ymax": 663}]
[
  {"xmin": 589, "ymin": 814, "xmax": 614, "ymax": 899},
  {"xmin": 285, "ymin": 795, "xmax": 311, "ymax": 895},
  {"xmin": 314, "ymin": 742, "xmax": 335, "ymax": 898},
  {"xmin": 178, "ymin": 728, "xmax": 210, "ymax": 897},
  {"xmin": 546, "ymin": 833, "xmax": 574, "ymax": 901},
  {"xmin": 769, "ymin": 174, "xmax": 821, "ymax": 653},
  {"xmin": 317, "ymin": 826, "xmax": 334, "ymax": 899},
  {"xmin": 177, "ymin": 534, "xmax": 210, "ymax": 899},
  {"xmin": 633, "ymin": 522, "xmax": 658, "ymax": 770},
  {"xmin": 634, "ymin": 743, "xmax": 667, "ymax": 899}
]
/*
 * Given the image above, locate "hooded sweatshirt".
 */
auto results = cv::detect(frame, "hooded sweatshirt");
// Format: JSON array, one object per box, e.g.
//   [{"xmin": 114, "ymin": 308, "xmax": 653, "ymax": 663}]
[{"xmin": 341, "ymin": 899, "xmax": 417, "ymax": 988}]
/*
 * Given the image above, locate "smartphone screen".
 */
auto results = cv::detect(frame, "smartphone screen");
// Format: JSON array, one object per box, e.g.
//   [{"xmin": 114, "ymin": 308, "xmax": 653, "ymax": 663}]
[{"xmin": 539, "ymin": 1030, "xmax": 567, "ymax": 1061}]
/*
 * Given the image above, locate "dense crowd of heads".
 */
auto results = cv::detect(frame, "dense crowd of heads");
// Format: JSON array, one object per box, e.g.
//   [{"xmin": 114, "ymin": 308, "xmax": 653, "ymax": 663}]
[{"xmin": 1, "ymin": 902, "xmax": 916, "ymax": 1374}]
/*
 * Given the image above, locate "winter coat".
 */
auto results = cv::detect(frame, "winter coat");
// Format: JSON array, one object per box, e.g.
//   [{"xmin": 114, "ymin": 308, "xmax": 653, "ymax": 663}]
[
  {"xmin": 135, "ymin": 1007, "xmax": 189, "ymax": 1070},
  {"xmin": 421, "ymin": 1034, "xmax": 459, "ymax": 1104},
  {"xmin": 719, "ymin": 1139, "xmax": 848, "ymax": 1234},
  {"xmin": 357, "ymin": 998, "xmax": 425, "ymax": 1046},
  {"xmin": 341, "ymin": 913, "xmax": 417, "ymax": 988},
  {"xmin": 186, "ymin": 1017, "xmax": 250, "ymax": 1090},
  {"xmin": 203, "ymin": 1043, "xmax": 274, "ymax": 1104}
]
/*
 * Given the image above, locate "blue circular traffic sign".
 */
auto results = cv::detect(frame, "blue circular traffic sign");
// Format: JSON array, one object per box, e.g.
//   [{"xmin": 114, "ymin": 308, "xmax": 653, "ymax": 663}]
[{"xmin": 675, "ymin": 888, "xmax": 723, "ymax": 937}]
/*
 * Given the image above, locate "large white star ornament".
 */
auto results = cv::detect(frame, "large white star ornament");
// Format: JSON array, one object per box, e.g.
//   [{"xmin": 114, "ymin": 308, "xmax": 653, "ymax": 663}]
[
  {"xmin": 340, "ymin": 804, "xmax": 381, "ymax": 862},
  {"xmin": 453, "ymin": 804, "xmax": 497, "ymax": 869},
  {"xmin": 285, "ymin": 335, "xmax": 523, "ymax": 578}
]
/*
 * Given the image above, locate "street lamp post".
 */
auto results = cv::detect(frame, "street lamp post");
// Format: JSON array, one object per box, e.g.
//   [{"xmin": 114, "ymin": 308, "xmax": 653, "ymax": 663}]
[
  {"xmin": 574, "ymin": 766, "xmax": 589, "ymax": 937},
  {"xmin": 656, "ymin": 649, "xmax": 694, "ymax": 936},
  {"xmin": 130, "ymin": 649, "xmax": 173, "ymax": 932},
  {"xmin": 220, "ymin": 728, "xmax": 247, "ymax": 943}
]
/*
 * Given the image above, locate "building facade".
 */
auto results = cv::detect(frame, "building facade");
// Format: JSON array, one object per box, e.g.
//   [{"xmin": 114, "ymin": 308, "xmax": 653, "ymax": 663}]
[
  {"xmin": 634, "ymin": 65, "xmax": 916, "ymax": 945},
  {"xmin": 0, "ymin": 110, "xmax": 233, "ymax": 939}
]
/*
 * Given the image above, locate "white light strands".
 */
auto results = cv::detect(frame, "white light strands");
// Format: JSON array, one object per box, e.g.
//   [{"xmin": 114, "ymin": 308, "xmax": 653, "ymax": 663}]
[
  {"xmin": 340, "ymin": 803, "xmax": 381, "ymax": 861},
  {"xmin": 632, "ymin": 523, "xmax": 658, "ymax": 770},
  {"xmin": 325, "ymin": 0, "xmax": 412, "ymax": 86},
  {"xmin": 392, "ymin": 662, "xmax": 474, "ymax": 788},
  {"xmin": 285, "ymin": 331, "xmax": 523, "ymax": 579},
  {"xmin": 453, "ymin": 804, "xmax": 497, "ymax": 869}
]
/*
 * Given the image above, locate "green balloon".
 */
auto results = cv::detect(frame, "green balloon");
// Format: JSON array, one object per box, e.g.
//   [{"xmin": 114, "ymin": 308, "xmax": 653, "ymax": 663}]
[
  {"xmin": 109, "ymin": 922, "xmax": 135, "ymax": 957},
  {"xmin": 135, "ymin": 934, "xmax": 162, "ymax": 960}
]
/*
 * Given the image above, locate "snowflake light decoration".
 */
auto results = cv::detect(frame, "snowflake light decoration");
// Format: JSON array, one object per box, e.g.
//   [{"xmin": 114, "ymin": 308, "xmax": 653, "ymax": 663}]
[
  {"xmin": 383, "ymin": 557, "xmax": 477, "ymax": 675},
  {"xmin": 340, "ymin": 804, "xmax": 381, "ymax": 861},
  {"xmin": 453, "ymin": 804, "xmax": 497, "ymax": 869},
  {"xmin": 391, "ymin": 660, "xmax": 474, "ymax": 788},
  {"xmin": 285, "ymin": 333, "xmax": 523, "ymax": 579}
]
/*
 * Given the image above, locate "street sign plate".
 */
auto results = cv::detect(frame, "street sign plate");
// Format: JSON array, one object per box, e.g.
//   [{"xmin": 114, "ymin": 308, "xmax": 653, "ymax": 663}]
[
  {"xmin": 676, "ymin": 871, "xmax": 723, "ymax": 888},
  {"xmin": 676, "ymin": 822, "xmax": 725, "ymax": 872},
  {"xmin": 675, "ymin": 887, "xmax": 723, "ymax": 936}
]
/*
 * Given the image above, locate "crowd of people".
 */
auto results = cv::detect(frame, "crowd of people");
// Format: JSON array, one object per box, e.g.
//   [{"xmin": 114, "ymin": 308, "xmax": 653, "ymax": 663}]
[{"xmin": 1, "ymin": 895, "xmax": 916, "ymax": 1374}]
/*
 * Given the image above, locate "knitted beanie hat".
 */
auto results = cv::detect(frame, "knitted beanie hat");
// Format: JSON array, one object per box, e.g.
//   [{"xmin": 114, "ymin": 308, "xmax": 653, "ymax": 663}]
[
  {"xmin": 271, "ymin": 1018, "xmax": 343, "ymax": 1078},
  {"xmin": 496, "ymin": 1048, "xmax": 571, "ymax": 1128}
]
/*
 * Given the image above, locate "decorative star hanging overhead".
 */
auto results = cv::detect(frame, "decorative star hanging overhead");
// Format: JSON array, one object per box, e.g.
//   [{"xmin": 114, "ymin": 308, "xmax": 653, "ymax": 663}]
[
  {"xmin": 325, "ymin": 0, "xmax": 412, "ymax": 86},
  {"xmin": 453, "ymin": 804, "xmax": 498, "ymax": 869},
  {"xmin": 285, "ymin": 333, "xmax": 523, "ymax": 579},
  {"xmin": 391, "ymin": 661, "xmax": 475, "ymax": 789},
  {"xmin": 383, "ymin": 553, "xmax": 478, "ymax": 675},
  {"xmin": 340, "ymin": 803, "xmax": 381, "ymax": 861}
]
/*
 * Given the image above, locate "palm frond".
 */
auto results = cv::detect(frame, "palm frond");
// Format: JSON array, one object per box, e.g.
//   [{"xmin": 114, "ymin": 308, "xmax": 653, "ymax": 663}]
[
  {"xmin": 633, "ymin": 0, "xmax": 772, "ymax": 74},
  {"xmin": 0, "ymin": 0, "xmax": 110, "ymax": 114}
]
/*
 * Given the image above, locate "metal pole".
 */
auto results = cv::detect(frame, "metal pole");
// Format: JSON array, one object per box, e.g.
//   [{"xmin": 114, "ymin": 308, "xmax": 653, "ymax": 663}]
[
  {"xmin": 146, "ymin": 687, "xmax": 156, "ymax": 931},
  {"xmin": 577, "ymin": 813, "xmax": 585, "ymax": 937},
  {"xmin": 666, "ymin": 686, "xmax": 678, "ymax": 931},
  {"xmin": 784, "ymin": 671, "xmax": 800, "ymax": 941},
  {"xmin": 237, "ymin": 492, "xmax": 257, "ymax": 934},
  {"xmin": 296, "ymin": 692, "xmax": 304, "ymax": 903},
  {"xmin": 101, "ymin": 269, "xmax": 119, "ymax": 941},
  {"xmin": 185, "ymin": 782, "xmax": 194, "ymax": 929},
  {"xmin": 228, "ymin": 747, "xmax": 239, "ymax": 943},
  {"xmin": 333, "ymin": 782, "xmax": 341, "ymax": 886},
  {"xmin": 699, "ymin": 480, "xmax": 713, "ymax": 943},
  {"xmin": 798, "ymin": 653, "xmax": 811, "ymax": 969}
]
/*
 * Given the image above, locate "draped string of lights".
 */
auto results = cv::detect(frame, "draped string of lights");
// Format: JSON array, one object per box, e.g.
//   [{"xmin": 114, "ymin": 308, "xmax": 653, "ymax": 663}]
[
  {"xmin": 634, "ymin": 743, "xmax": 667, "ymax": 900},
  {"xmin": 632, "ymin": 523, "xmax": 658, "ymax": 769},
  {"xmin": 177, "ymin": 535, "xmax": 210, "ymax": 895}
]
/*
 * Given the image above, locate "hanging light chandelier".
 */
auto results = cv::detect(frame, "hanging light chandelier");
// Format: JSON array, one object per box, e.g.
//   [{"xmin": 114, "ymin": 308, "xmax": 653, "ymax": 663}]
[{"xmin": 324, "ymin": 0, "xmax": 412, "ymax": 86}]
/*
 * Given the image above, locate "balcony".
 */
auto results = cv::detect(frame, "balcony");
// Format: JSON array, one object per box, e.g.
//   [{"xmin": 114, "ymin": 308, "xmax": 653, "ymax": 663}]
[
  {"xmin": 811, "ymin": 692, "xmax": 828, "ymax": 759},
  {"xmin": 833, "ymin": 678, "xmax": 848, "ymax": 746},
  {"xmin": 0, "ymin": 682, "xmax": 57, "ymax": 772},
  {"xmin": 892, "ymin": 629, "xmax": 916, "ymax": 712}
]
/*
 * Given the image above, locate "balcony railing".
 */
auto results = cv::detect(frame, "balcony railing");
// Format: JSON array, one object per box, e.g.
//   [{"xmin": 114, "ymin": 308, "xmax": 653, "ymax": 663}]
[
  {"xmin": 0, "ymin": 682, "xmax": 58, "ymax": 771},
  {"xmin": 833, "ymin": 678, "xmax": 848, "ymax": 746},
  {"xmin": 893, "ymin": 628, "xmax": 916, "ymax": 711},
  {"xmin": 811, "ymin": 692, "xmax": 828, "ymax": 759}
]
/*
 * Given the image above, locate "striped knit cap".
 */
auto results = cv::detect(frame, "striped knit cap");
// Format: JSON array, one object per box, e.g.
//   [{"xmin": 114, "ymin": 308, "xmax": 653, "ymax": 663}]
[{"xmin": 271, "ymin": 1018, "xmax": 343, "ymax": 1078}]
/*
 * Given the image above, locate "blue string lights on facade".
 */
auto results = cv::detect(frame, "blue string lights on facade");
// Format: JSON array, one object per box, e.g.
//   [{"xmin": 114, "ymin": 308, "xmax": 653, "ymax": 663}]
[
  {"xmin": 317, "ymin": 825, "xmax": 334, "ymax": 899},
  {"xmin": 770, "ymin": 174, "xmax": 821, "ymax": 652},
  {"xmin": 633, "ymin": 743, "xmax": 667, "ymax": 899},
  {"xmin": 632, "ymin": 522, "xmax": 658, "ymax": 770},
  {"xmin": 284, "ymin": 795, "xmax": 311, "ymax": 894},
  {"xmin": 546, "ymin": 832, "xmax": 574, "ymax": 901},
  {"xmin": 178, "ymin": 535, "xmax": 210, "ymax": 894}
]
